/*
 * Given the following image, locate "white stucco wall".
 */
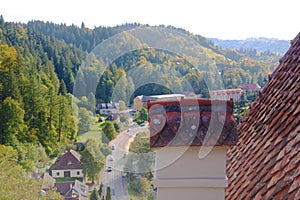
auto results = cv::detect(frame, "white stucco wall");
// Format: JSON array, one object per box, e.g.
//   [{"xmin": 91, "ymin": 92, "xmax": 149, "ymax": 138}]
[
  {"xmin": 154, "ymin": 146, "xmax": 228, "ymax": 200},
  {"xmin": 51, "ymin": 169, "xmax": 83, "ymax": 178}
]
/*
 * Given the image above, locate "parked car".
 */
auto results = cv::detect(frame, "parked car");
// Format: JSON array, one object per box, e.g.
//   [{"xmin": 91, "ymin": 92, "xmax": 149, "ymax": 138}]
[{"xmin": 107, "ymin": 166, "xmax": 112, "ymax": 172}]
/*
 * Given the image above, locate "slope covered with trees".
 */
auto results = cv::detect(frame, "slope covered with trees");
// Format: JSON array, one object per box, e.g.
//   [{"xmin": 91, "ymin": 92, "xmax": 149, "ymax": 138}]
[
  {"xmin": 0, "ymin": 15, "xmax": 283, "ymax": 197},
  {"xmin": 23, "ymin": 19, "xmax": 279, "ymax": 102},
  {"xmin": 0, "ymin": 15, "xmax": 280, "ymax": 167}
]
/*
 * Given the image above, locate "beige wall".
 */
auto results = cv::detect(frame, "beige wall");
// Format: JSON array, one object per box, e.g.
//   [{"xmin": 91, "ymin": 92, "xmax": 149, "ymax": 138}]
[
  {"xmin": 52, "ymin": 169, "xmax": 83, "ymax": 178},
  {"xmin": 133, "ymin": 97, "xmax": 144, "ymax": 111},
  {"xmin": 154, "ymin": 146, "xmax": 228, "ymax": 200}
]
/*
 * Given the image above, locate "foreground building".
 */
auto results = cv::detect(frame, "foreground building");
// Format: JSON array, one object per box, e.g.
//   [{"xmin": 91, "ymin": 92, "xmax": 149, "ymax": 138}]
[
  {"xmin": 148, "ymin": 98, "xmax": 238, "ymax": 199},
  {"xmin": 226, "ymin": 33, "xmax": 300, "ymax": 199}
]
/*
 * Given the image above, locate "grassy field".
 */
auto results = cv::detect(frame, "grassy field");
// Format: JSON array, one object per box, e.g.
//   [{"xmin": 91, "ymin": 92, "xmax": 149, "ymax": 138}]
[
  {"xmin": 55, "ymin": 177, "xmax": 83, "ymax": 182},
  {"xmin": 78, "ymin": 122, "xmax": 102, "ymax": 142}
]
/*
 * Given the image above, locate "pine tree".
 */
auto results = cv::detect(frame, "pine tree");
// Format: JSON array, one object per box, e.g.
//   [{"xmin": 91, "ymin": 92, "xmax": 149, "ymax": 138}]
[
  {"xmin": 105, "ymin": 187, "xmax": 112, "ymax": 200},
  {"xmin": 80, "ymin": 149, "xmax": 102, "ymax": 184},
  {"xmin": 102, "ymin": 122, "xmax": 117, "ymax": 141},
  {"xmin": 0, "ymin": 97, "xmax": 27, "ymax": 145},
  {"xmin": 98, "ymin": 182, "xmax": 104, "ymax": 197},
  {"xmin": 90, "ymin": 188, "xmax": 101, "ymax": 200}
]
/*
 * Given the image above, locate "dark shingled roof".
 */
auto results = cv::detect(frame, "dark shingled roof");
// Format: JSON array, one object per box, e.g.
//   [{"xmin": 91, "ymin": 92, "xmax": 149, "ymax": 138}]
[
  {"xmin": 50, "ymin": 149, "xmax": 82, "ymax": 170},
  {"xmin": 148, "ymin": 98, "xmax": 238, "ymax": 147},
  {"xmin": 54, "ymin": 181, "xmax": 75, "ymax": 196},
  {"xmin": 226, "ymin": 33, "xmax": 300, "ymax": 199}
]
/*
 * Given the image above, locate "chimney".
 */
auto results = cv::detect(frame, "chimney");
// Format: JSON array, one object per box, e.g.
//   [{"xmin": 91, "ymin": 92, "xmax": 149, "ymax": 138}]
[{"xmin": 148, "ymin": 98, "xmax": 238, "ymax": 200}]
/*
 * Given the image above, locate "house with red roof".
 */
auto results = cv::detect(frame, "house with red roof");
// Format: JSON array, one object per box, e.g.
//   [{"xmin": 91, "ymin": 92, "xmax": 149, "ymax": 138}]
[
  {"xmin": 240, "ymin": 83, "xmax": 261, "ymax": 91},
  {"xmin": 226, "ymin": 33, "xmax": 300, "ymax": 199},
  {"xmin": 210, "ymin": 88, "xmax": 243, "ymax": 102},
  {"xmin": 54, "ymin": 180, "xmax": 88, "ymax": 200},
  {"xmin": 50, "ymin": 149, "xmax": 84, "ymax": 179}
]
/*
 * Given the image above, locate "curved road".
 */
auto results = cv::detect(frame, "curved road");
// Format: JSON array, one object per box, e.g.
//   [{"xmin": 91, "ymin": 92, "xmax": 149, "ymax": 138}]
[{"xmin": 101, "ymin": 125, "xmax": 147, "ymax": 200}]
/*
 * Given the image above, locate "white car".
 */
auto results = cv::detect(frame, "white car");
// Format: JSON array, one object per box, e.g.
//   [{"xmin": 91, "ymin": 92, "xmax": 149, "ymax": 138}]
[{"xmin": 108, "ymin": 156, "xmax": 114, "ymax": 161}]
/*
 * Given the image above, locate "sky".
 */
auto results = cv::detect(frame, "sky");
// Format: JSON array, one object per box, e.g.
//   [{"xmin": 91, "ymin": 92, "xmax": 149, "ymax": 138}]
[{"xmin": 0, "ymin": 0, "xmax": 299, "ymax": 40}]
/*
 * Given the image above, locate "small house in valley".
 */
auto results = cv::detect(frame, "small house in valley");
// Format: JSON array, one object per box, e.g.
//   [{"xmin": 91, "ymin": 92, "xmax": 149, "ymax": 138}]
[
  {"xmin": 50, "ymin": 149, "xmax": 84, "ymax": 179},
  {"xmin": 97, "ymin": 102, "xmax": 119, "ymax": 115},
  {"xmin": 54, "ymin": 180, "xmax": 88, "ymax": 200}
]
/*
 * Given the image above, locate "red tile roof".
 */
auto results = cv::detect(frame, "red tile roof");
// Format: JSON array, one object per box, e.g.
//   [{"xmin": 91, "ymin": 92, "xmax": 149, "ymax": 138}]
[
  {"xmin": 54, "ymin": 180, "xmax": 88, "ymax": 200},
  {"xmin": 148, "ymin": 98, "xmax": 238, "ymax": 147},
  {"xmin": 226, "ymin": 33, "xmax": 300, "ymax": 199},
  {"xmin": 50, "ymin": 149, "xmax": 82, "ymax": 170},
  {"xmin": 55, "ymin": 181, "xmax": 75, "ymax": 196},
  {"xmin": 240, "ymin": 83, "xmax": 261, "ymax": 90}
]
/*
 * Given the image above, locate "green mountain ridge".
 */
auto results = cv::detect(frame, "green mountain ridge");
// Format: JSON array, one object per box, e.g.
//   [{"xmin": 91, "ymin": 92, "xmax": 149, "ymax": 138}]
[{"xmin": 0, "ymin": 15, "xmax": 280, "ymax": 156}]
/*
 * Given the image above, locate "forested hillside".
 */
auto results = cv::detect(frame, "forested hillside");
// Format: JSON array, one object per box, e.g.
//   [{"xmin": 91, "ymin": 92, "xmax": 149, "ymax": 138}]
[
  {"xmin": 0, "ymin": 16, "xmax": 80, "ymax": 158},
  {"xmin": 0, "ymin": 15, "xmax": 281, "ymax": 171}
]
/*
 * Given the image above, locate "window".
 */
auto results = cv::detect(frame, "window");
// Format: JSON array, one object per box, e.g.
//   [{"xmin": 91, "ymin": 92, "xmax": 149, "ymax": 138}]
[
  {"xmin": 57, "ymin": 172, "xmax": 60, "ymax": 176},
  {"xmin": 77, "ymin": 171, "xmax": 80, "ymax": 175}
]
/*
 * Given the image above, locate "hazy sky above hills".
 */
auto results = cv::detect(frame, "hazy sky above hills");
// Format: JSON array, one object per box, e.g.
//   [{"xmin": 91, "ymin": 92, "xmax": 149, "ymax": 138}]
[{"xmin": 1, "ymin": 0, "xmax": 299, "ymax": 40}]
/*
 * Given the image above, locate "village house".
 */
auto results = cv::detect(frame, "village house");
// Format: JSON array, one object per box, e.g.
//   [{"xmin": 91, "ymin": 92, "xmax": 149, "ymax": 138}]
[
  {"xmin": 54, "ymin": 180, "xmax": 88, "ymax": 200},
  {"xmin": 49, "ymin": 149, "xmax": 84, "ymax": 179},
  {"xmin": 226, "ymin": 33, "xmax": 300, "ymax": 199},
  {"xmin": 97, "ymin": 102, "xmax": 119, "ymax": 115},
  {"xmin": 134, "ymin": 94, "xmax": 185, "ymax": 111},
  {"xmin": 240, "ymin": 83, "xmax": 261, "ymax": 91}
]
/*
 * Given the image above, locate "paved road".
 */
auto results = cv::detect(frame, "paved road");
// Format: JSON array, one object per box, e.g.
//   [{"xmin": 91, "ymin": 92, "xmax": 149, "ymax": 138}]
[{"xmin": 102, "ymin": 125, "xmax": 147, "ymax": 200}]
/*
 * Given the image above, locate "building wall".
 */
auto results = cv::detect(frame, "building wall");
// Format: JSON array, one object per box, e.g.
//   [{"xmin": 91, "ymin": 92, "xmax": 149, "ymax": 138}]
[
  {"xmin": 99, "ymin": 108, "xmax": 117, "ymax": 115},
  {"xmin": 210, "ymin": 89, "xmax": 242, "ymax": 102},
  {"xmin": 51, "ymin": 169, "xmax": 83, "ymax": 178},
  {"xmin": 133, "ymin": 97, "xmax": 144, "ymax": 111},
  {"xmin": 155, "ymin": 146, "xmax": 228, "ymax": 200}
]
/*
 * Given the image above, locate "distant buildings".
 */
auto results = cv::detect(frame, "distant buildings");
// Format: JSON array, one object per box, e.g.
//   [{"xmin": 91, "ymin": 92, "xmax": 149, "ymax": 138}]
[
  {"xmin": 97, "ymin": 102, "xmax": 119, "ymax": 115},
  {"xmin": 134, "ymin": 94, "xmax": 185, "ymax": 110},
  {"xmin": 133, "ymin": 89, "xmax": 253, "ymax": 108},
  {"xmin": 240, "ymin": 83, "xmax": 261, "ymax": 91},
  {"xmin": 210, "ymin": 89, "xmax": 243, "ymax": 102}
]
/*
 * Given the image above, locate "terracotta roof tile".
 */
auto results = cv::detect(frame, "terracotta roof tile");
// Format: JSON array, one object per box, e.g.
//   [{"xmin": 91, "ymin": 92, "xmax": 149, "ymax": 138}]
[
  {"xmin": 147, "ymin": 98, "xmax": 238, "ymax": 148},
  {"xmin": 226, "ymin": 32, "xmax": 300, "ymax": 199}
]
